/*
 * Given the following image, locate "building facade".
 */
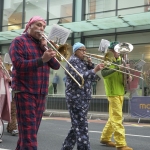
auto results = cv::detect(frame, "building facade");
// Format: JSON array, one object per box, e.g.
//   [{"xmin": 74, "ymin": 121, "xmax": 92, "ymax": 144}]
[{"xmin": 0, "ymin": 0, "xmax": 150, "ymax": 96}]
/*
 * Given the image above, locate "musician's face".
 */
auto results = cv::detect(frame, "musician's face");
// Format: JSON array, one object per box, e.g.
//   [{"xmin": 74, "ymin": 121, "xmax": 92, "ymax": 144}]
[
  {"xmin": 28, "ymin": 21, "xmax": 46, "ymax": 40},
  {"xmin": 75, "ymin": 47, "xmax": 86, "ymax": 60},
  {"xmin": 113, "ymin": 50, "xmax": 120, "ymax": 58}
]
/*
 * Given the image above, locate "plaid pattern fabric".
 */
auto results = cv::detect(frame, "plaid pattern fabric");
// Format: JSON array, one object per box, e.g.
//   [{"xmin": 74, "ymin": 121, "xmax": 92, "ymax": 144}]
[
  {"xmin": 9, "ymin": 33, "xmax": 60, "ymax": 95},
  {"xmin": 15, "ymin": 92, "xmax": 45, "ymax": 150}
]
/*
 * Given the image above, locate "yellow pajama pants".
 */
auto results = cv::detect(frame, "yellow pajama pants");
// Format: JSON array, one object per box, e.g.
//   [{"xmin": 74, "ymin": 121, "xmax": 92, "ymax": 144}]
[{"xmin": 100, "ymin": 96, "xmax": 127, "ymax": 147}]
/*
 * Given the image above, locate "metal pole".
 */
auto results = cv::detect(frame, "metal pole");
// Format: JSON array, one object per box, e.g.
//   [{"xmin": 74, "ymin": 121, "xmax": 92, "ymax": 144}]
[{"xmin": 141, "ymin": 54, "xmax": 145, "ymax": 96}]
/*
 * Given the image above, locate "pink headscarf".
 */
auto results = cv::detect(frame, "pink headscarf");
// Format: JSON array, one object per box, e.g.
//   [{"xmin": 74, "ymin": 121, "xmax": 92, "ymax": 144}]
[{"xmin": 23, "ymin": 16, "xmax": 46, "ymax": 33}]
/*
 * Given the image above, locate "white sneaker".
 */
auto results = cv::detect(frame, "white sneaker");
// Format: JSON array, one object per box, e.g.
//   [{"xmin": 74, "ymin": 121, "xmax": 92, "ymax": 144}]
[
  {"xmin": 0, "ymin": 139, "xmax": 2, "ymax": 143},
  {"xmin": 12, "ymin": 130, "xmax": 19, "ymax": 136}
]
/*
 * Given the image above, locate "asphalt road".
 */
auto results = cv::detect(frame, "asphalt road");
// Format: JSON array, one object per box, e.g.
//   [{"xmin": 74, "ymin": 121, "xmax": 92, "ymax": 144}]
[{"xmin": 0, "ymin": 117, "xmax": 150, "ymax": 150}]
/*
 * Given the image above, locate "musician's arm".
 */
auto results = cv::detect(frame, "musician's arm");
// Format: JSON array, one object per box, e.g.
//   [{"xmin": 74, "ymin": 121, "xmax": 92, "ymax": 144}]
[
  {"xmin": 67, "ymin": 59, "xmax": 96, "ymax": 81},
  {"xmin": 9, "ymin": 39, "xmax": 40, "ymax": 72},
  {"xmin": 10, "ymin": 38, "xmax": 60, "ymax": 72},
  {"xmin": 47, "ymin": 57, "xmax": 60, "ymax": 70},
  {"xmin": 101, "ymin": 67, "xmax": 117, "ymax": 78},
  {"xmin": 87, "ymin": 63, "xmax": 94, "ymax": 69}
]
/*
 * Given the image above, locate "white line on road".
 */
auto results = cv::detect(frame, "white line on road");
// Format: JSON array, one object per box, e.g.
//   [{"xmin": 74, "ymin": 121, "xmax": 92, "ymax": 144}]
[{"xmin": 89, "ymin": 131, "xmax": 150, "ymax": 138}]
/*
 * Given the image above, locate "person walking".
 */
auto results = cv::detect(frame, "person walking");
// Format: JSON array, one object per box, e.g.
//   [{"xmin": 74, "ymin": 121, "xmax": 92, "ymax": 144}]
[
  {"xmin": 61, "ymin": 42, "xmax": 104, "ymax": 150},
  {"xmin": 0, "ymin": 55, "xmax": 11, "ymax": 143},
  {"xmin": 52, "ymin": 72, "xmax": 59, "ymax": 94},
  {"xmin": 91, "ymin": 74, "xmax": 101, "ymax": 95},
  {"xmin": 100, "ymin": 41, "xmax": 133, "ymax": 150},
  {"xmin": 9, "ymin": 16, "xmax": 60, "ymax": 150}
]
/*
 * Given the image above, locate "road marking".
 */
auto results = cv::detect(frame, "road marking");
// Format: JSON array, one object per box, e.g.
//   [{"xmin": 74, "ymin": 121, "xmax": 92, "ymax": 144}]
[
  {"xmin": 89, "ymin": 131, "xmax": 150, "ymax": 138},
  {"xmin": 42, "ymin": 117, "xmax": 150, "ymax": 127}
]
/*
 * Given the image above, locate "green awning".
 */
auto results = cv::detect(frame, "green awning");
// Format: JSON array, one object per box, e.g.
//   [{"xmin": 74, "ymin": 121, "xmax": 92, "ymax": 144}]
[{"xmin": 0, "ymin": 12, "xmax": 150, "ymax": 42}]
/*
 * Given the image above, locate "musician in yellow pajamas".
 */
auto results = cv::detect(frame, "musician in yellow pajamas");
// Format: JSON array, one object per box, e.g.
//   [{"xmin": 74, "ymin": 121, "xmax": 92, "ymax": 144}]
[{"xmin": 100, "ymin": 41, "xmax": 133, "ymax": 150}]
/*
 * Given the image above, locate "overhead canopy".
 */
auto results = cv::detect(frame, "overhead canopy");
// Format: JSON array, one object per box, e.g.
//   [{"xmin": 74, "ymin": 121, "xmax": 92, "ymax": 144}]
[{"xmin": 0, "ymin": 12, "xmax": 150, "ymax": 42}]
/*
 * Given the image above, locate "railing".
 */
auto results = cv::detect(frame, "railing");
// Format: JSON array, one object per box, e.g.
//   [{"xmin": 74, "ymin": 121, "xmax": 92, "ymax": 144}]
[{"xmin": 45, "ymin": 94, "xmax": 130, "ymax": 118}]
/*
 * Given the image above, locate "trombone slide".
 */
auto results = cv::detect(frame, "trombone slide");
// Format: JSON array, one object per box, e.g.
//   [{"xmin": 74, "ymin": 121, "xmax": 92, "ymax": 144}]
[
  {"xmin": 39, "ymin": 32, "xmax": 84, "ymax": 88},
  {"xmin": 84, "ymin": 53, "xmax": 143, "ymax": 79}
]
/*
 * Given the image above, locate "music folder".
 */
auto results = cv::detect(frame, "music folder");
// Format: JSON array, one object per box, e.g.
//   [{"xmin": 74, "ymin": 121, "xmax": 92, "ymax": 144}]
[
  {"xmin": 98, "ymin": 39, "xmax": 110, "ymax": 53},
  {"xmin": 48, "ymin": 24, "xmax": 71, "ymax": 45}
]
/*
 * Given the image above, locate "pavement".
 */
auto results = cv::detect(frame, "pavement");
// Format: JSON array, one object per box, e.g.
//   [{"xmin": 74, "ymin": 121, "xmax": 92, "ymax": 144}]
[
  {"xmin": 1, "ymin": 117, "xmax": 150, "ymax": 150},
  {"xmin": 43, "ymin": 109, "xmax": 150, "ymax": 123}
]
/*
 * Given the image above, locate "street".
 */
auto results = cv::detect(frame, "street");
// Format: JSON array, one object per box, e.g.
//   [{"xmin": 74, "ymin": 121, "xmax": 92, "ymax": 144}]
[{"xmin": 0, "ymin": 117, "xmax": 150, "ymax": 150}]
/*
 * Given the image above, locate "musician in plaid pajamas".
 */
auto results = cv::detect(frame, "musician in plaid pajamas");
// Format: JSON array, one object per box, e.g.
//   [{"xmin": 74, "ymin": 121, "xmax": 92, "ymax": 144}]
[{"xmin": 9, "ymin": 16, "xmax": 60, "ymax": 150}]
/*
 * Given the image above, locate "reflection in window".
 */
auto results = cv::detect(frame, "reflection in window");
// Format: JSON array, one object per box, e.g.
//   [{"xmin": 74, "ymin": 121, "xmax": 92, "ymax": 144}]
[
  {"xmin": 3, "ymin": 0, "xmax": 23, "ymax": 31},
  {"xmin": 1, "ymin": 45, "xmax": 9, "ymax": 55},
  {"xmin": 85, "ymin": 0, "xmax": 116, "ymax": 20},
  {"xmin": 25, "ymin": 0, "xmax": 47, "ymax": 24},
  {"xmin": 49, "ymin": 0, "xmax": 73, "ymax": 25},
  {"xmin": 144, "ymin": 0, "xmax": 150, "ymax": 12},
  {"xmin": 85, "ymin": 36, "xmax": 115, "ymax": 48},
  {"xmin": 118, "ymin": 0, "xmax": 146, "ymax": 9}
]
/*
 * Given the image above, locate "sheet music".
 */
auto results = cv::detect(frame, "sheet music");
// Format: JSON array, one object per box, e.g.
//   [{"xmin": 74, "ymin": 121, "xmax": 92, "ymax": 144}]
[
  {"xmin": 48, "ymin": 24, "xmax": 71, "ymax": 44},
  {"xmin": 98, "ymin": 39, "xmax": 110, "ymax": 53},
  {"xmin": 4, "ymin": 53, "xmax": 12, "ymax": 64}
]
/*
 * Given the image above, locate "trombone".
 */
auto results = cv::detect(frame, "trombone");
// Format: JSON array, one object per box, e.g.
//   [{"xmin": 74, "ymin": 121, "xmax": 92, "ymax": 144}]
[
  {"xmin": 84, "ymin": 52, "xmax": 144, "ymax": 80},
  {"xmin": 0, "ymin": 61, "xmax": 11, "ymax": 79},
  {"xmin": 38, "ymin": 31, "xmax": 84, "ymax": 88}
]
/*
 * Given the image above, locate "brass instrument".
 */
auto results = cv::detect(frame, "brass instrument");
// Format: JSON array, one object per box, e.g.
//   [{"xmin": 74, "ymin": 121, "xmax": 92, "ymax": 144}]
[
  {"xmin": 0, "ymin": 53, "xmax": 12, "ymax": 79},
  {"xmin": 0, "ymin": 61, "xmax": 11, "ymax": 79},
  {"xmin": 38, "ymin": 31, "xmax": 84, "ymax": 88},
  {"xmin": 4, "ymin": 53, "xmax": 12, "ymax": 72},
  {"xmin": 48, "ymin": 40, "xmax": 71, "ymax": 61},
  {"xmin": 84, "ymin": 52, "xmax": 143, "ymax": 80},
  {"xmin": 114, "ymin": 42, "xmax": 134, "ymax": 92}
]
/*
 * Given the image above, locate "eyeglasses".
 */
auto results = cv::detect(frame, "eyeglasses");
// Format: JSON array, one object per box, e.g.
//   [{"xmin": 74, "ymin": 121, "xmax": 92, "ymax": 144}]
[{"xmin": 78, "ymin": 49, "xmax": 86, "ymax": 53}]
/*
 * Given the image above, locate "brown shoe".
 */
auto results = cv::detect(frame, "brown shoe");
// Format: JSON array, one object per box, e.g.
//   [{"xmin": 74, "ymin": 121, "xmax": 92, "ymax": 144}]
[
  {"xmin": 117, "ymin": 146, "xmax": 133, "ymax": 150},
  {"xmin": 100, "ymin": 140, "xmax": 116, "ymax": 147}
]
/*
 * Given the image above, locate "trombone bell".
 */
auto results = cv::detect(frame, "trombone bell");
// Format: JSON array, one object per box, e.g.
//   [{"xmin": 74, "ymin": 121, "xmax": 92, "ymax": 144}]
[
  {"xmin": 37, "ymin": 31, "xmax": 84, "ymax": 88},
  {"xmin": 57, "ymin": 43, "xmax": 71, "ymax": 61},
  {"xmin": 48, "ymin": 40, "xmax": 71, "ymax": 61}
]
